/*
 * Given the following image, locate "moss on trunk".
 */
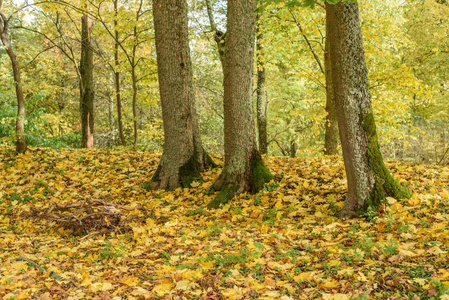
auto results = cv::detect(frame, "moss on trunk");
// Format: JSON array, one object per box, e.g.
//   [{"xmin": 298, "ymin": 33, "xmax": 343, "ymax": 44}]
[
  {"xmin": 203, "ymin": 149, "xmax": 219, "ymax": 169},
  {"xmin": 361, "ymin": 113, "xmax": 412, "ymax": 212},
  {"xmin": 207, "ymin": 183, "xmax": 239, "ymax": 209},
  {"xmin": 206, "ymin": 150, "xmax": 273, "ymax": 209},
  {"xmin": 179, "ymin": 156, "xmax": 202, "ymax": 188},
  {"xmin": 150, "ymin": 155, "xmax": 202, "ymax": 190},
  {"xmin": 249, "ymin": 149, "xmax": 274, "ymax": 193}
]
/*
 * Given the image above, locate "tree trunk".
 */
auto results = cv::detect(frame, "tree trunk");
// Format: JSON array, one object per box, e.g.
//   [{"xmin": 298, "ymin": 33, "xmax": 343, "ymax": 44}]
[
  {"xmin": 256, "ymin": 14, "xmax": 268, "ymax": 155},
  {"xmin": 152, "ymin": 0, "xmax": 212, "ymax": 190},
  {"xmin": 205, "ymin": 0, "xmax": 225, "ymax": 67},
  {"xmin": 323, "ymin": 15, "xmax": 339, "ymax": 155},
  {"xmin": 326, "ymin": 1, "xmax": 411, "ymax": 218},
  {"xmin": 131, "ymin": 24, "xmax": 138, "ymax": 147},
  {"xmin": 114, "ymin": 0, "xmax": 126, "ymax": 146},
  {"xmin": 290, "ymin": 141, "xmax": 297, "ymax": 158},
  {"xmin": 80, "ymin": 13, "xmax": 94, "ymax": 148},
  {"xmin": 0, "ymin": 7, "xmax": 26, "ymax": 153},
  {"xmin": 208, "ymin": 0, "xmax": 273, "ymax": 209},
  {"xmin": 131, "ymin": 63, "xmax": 138, "ymax": 147}
]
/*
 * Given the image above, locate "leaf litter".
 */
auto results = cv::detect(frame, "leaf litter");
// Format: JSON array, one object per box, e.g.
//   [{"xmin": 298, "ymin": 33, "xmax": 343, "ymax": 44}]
[{"xmin": 0, "ymin": 147, "xmax": 448, "ymax": 299}]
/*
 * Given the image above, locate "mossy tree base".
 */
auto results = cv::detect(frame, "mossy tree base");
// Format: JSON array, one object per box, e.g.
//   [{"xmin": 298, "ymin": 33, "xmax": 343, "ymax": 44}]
[
  {"xmin": 150, "ymin": 155, "xmax": 202, "ymax": 190},
  {"xmin": 16, "ymin": 139, "xmax": 27, "ymax": 154},
  {"xmin": 207, "ymin": 149, "xmax": 273, "ymax": 209},
  {"xmin": 335, "ymin": 113, "xmax": 412, "ymax": 219},
  {"xmin": 203, "ymin": 149, "xmax": 219, "ymax": 169},
  {"xmin": 207, "ymin": 183, "xmax": 238, "ymax": 209}
]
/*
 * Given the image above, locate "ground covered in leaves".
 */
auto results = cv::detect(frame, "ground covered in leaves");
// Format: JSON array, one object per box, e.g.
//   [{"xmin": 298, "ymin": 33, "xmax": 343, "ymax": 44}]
[{"xmin": 1, "ymin": 147, "xmax": 449, "ymax": 300}]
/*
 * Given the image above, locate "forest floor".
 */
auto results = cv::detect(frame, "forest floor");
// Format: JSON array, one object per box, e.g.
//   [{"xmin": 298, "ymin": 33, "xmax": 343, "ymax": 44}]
[{"xmin": 0, "ymin": 147, "xmax": 448, "ymax": 300}]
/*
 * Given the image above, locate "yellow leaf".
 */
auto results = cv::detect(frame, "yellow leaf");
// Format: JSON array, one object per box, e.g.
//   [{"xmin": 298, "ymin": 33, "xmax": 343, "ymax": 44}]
[
  {"xmin": 408, "ymin": 194, "xmax": 420, "ymax": 206},
  {"xmin": 190, "ymin": 181, "xmax": 200, "ymax": 188},
  {"xmin": 293, "ymin": 271, "xmax": 315, "ymax": 282},
  {"xmin": 119, "ymin": 276, "xmax": 138, "ymax": 286},
  {"xmin": 386, "ymin": 197, "xmax": 396, "ymax": 205},
  {"xmin": 321, "ymin": 279, "xmax": 339, "ymax": 289},
  {"xmin": 152, "ymin": 281, "xmax": 173, "ymax": 296},
  {"xmin": 322, "ymin": 294, "xmax": 351, "ymax": 300}
]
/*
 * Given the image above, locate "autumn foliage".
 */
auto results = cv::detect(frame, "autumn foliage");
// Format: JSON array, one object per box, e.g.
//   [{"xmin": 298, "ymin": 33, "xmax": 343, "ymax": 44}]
[{"xmin": 1, "ymin": 147, "xmax": 449, "ymax": 299}]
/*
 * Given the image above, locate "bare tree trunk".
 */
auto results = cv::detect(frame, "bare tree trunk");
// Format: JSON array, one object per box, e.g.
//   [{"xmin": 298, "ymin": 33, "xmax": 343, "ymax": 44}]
[
  {"xmin": 114, "ymin": 0, "xmax": 126, "ymax": 146},
  {"xmin": 208, "ymin": 0, "xmax": 273, "ymax": 209},
  {"xmin": 323, "ymin": 16, "xmax": 339, "ymax": 155},
  {"xmin": 80, "ymin": 12, "xmax": 94, "ymax": 148},
  {"xmin": 326, "ymin": 1, "xmax": 411, "ymax": 219},
  {"xmin": 256, "ymin": 14, "xmax": 268, "ymax": 155},
  {"xmin": 0, "ymin": 4, "xmax": 26, "ymax": 153},
  {"xmin": 290, "ymin": 140, "xmax": 297, "ymax": 158},
  {"xmin": 131, "ymin": 25, "xmax": 138, "ymax": 147},
  {"xmin": 151, "ymin": 0, "xmax": 212, "ymax": 190}
]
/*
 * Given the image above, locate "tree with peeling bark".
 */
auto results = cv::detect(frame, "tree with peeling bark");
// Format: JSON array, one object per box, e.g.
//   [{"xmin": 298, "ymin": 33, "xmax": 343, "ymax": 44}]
[
  {"xmin": 207, "ymin": 0, "xmax": 273, "ymax": 209},
  {"xmin": 0, "ymin": 0, "xmax": 27, "ymax": 153},
  {"xmin": 326, "ymin": 0, "xmax": 412, "ymax": 218},
  {"xmin": 80, "ymin": 6, "xmax": 94, "ymax": 149},
  {"xmin": 151, "ymin": 0, "xmax": 215, "ymax": 191}
]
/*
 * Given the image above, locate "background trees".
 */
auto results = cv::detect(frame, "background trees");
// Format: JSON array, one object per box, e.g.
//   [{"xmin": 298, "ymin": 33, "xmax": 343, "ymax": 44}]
[
  {"xmin": 0, "ymin": 0, "xmax": 27, "ymax": 153},
  {"xmin": 0, "ymin": 0, "xmax": 446, "ymax": 165}
]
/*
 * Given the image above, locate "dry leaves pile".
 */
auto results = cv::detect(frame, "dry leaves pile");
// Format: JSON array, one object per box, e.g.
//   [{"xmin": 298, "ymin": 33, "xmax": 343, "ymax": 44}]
[{"xmin": 0, "ymin": 147, "xmax": 448, "ymax": 300}]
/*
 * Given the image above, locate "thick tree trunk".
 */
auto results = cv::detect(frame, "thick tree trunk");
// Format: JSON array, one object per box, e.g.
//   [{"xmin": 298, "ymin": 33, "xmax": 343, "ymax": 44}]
[
  {"xmin": 208, "ymin": 0, "xmax": 273, "ymax": 209},
  {"xmin": 0, "ymin": 7, "xmax": 26, "ymax": 153},
  {"xmin": 114, "ymin": 0, "xmax": 126, "ymax": 146},
  {"xmin": 152, "ymin": 0, "xmax": 213, "ymax": 190},
  {"xmin": 326, "ymin": 1, "xmax": 411, "ymax": 218},
  {"xmin": 323, "ymin": 17, "xmax": 339, "ymax": 155},
  {"xmin": 256, "ymin": 15, "xmax": 268, "ymax": 155},
  {"xmin": 80, "ymin": 13, "xmax": 94, "ymax": 148}
]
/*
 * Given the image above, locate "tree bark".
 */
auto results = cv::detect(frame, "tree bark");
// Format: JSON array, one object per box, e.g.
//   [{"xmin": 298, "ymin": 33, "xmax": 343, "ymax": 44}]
[
  {"xmin": 80, "ymin": 13, "xmax": 94, "ymax": 148},
  {"xmin": 323, "ymin": 13, "xmax": 339, "ymax": 155},
  {"xmin": 208, "ymin": 0, "xmax": 273, "ymax": 209},
  {"xmin": 114, "ymin": 0, "xmax": 126, "ymax": 146},
  {"xmin": 290, "ymin": 140, "xmax": 297, "ymax": 158},
  {"xmin": 131, "ymin": 62, "xmax": 138, "ymax": 147},
  {"xmin": 326, "ymin": 1, "xmax": 411, "ymax": 218},
  {"xmin": 152, "ymin": 0, "xmax": 213, "ymax": 190},
  {"xmin": 256, "ymin": 14, "xmax": 268, "ymax": 155},
  {"xmin": 0, "ymin": 4, "xmax": 26, "ymax": 153},
  {"xmin": 131, "ymin": 24, "xmax": 138, "ymax": 147},
  {"xmin": 205, "ymin": 0, "xmax": 225, "ymax": 67}
]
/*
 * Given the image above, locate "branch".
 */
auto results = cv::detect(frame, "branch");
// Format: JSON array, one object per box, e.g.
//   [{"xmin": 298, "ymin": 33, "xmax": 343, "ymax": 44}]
[
  {"xmin": 288, "ymin": 8, "xmax": 324, "ymax": 74},
  {"xmin": 272, "ymin": 139, "xmax": 288, "ymax": 156},
  {"xmin": 20, "ymin": 45, "xmax": 56, "ymax": 70},
  {"xmin": 205, "ymin": 0, "xmax": 218, "ymax": 33},
  {"xmin": 14, "ymin": 25, "xmax": 80, "ymax": 80}
]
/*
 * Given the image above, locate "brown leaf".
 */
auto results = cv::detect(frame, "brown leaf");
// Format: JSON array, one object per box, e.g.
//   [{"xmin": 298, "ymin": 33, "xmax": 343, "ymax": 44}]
[{"xmin": 99, "ymin": 291, "xmax": 111, "ymax": 300}]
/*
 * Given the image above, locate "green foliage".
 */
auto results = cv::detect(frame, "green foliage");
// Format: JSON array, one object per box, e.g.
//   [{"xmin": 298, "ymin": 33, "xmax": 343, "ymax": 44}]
[{"xmin": 0, "ymin": 93, "xmax": 80, "ymax": 149}]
